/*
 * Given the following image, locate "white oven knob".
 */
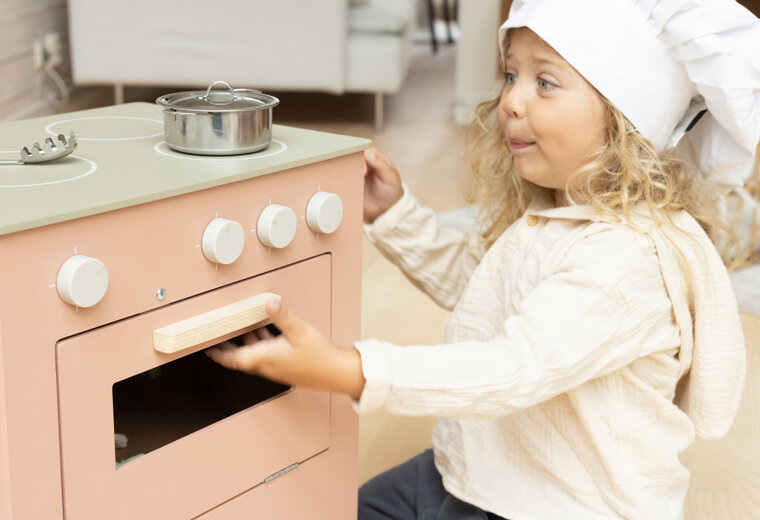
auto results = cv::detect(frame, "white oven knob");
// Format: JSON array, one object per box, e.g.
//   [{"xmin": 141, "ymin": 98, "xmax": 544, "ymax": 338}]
[
  {"xmin": 306, "ymin": 192, "xmax": 343, "ymax": 234},
  {"xmin": 257, "ymin": 204, "xmax": 297, "ymax": 248},
  {"xmin": 202, "ymin": 218, "xmax": 245, "ymax": 264},
  {"xmin": 57, "ymin": 255, "xmax": 109, "ymax": 308}
]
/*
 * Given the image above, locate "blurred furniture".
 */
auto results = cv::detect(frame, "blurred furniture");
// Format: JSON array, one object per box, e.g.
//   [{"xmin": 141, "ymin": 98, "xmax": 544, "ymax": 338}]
[
  {"xmin": 426, "ymin": 0, "xmax": 457, "ymax": 52},
  {"xmin": 67, "ymin": 0, "xmax": 416, "ymax": 130}
]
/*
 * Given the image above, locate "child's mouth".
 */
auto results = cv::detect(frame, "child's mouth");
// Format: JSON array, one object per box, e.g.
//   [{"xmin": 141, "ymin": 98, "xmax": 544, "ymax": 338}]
[{"xmin": 509, "ymin": 138, "xmax": 535, "ymax": 150}]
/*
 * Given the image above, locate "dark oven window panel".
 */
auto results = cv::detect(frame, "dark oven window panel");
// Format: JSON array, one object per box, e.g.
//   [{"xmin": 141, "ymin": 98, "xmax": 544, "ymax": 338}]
[{"xmin": 113, "ymin": 324, "xmax": 289, "ymax": 467}]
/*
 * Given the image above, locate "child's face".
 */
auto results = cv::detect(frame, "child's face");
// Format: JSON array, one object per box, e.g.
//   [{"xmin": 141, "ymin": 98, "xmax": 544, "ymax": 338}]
[{"xmin": 499, "ymin": 28, "xmax": 607, "ymax": 191}]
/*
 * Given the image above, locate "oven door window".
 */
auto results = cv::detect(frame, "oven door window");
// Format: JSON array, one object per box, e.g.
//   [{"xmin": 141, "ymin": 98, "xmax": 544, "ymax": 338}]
[
  {"xmin": 56, "ymin": 255, "xmax": 333, "ymax": 520},
  {"xmin": 112, "ymin": 324, "xmax": 290, "ymax": 466}
]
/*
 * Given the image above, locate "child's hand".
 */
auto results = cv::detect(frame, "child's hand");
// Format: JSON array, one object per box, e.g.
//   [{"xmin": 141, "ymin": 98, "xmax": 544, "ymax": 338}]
[
  {"xmin": 206, "ymin": 297, "xmax": 365, "ymax": 400},
  {"xmin": 364, "ymin": 146, "xmax": 403, "ymax": 223}
]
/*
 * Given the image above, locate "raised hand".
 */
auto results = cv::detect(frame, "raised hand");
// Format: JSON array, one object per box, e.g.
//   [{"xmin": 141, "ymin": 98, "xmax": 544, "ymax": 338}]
[{"xmin": 363, "ymin": 146, "xmax": 404, "ymax": 223}]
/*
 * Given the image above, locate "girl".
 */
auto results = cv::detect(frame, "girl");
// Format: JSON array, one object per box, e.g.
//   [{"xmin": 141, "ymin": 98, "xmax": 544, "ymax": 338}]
[{"xmin": 207, "ymin": 1, "xmax": 759, "ymax": 518}]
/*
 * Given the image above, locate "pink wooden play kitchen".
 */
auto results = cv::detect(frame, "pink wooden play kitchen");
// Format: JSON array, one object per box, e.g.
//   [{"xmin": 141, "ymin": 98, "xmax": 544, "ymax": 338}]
[{"xmin": 0, "ymin": 101, "xmax": 369, "ymax": 519}]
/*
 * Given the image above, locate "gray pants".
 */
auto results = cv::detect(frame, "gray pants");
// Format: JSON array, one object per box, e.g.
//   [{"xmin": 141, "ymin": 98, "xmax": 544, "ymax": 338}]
[{"xmin": 358, "ymin": 450, "xmax": 508, "ymax": 520}]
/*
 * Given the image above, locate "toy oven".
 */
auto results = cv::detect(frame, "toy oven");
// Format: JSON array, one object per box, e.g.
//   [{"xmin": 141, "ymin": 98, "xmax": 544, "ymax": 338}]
[{"xmin": 0, "ymin": 113, "xmax": 363, "ymax": 519}]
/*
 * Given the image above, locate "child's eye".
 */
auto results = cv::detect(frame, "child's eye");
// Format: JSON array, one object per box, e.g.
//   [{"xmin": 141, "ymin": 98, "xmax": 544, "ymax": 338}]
[
  {"xmin": 504, "ymin": 72, "xmax": 517, "ymax": 85},
  {"xmin": 538, "ymin": 78, "xmax": 557, "ymax": 91}
]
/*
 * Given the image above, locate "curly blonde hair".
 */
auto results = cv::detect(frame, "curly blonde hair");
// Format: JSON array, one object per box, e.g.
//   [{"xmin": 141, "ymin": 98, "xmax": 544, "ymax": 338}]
[{"xmin": 464, "ymin": 85, "xmax": 746, "ymax": 269}]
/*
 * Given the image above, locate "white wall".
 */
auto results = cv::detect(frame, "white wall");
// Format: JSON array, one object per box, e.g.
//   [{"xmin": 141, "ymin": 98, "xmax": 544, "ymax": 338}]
[
  {"xmin": 0, "ymin": 0, "xmax": 72, "ymax": 121},
  {"xmin": 454, "ymin": 0, "xmax": 502, "ymax": 123}
]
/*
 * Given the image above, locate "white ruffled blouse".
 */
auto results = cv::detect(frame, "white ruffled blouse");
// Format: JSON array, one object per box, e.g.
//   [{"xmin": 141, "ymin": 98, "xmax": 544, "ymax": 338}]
[{"xmin": 355, "ymin": 188, "xmax": 745, "ymax": 520}]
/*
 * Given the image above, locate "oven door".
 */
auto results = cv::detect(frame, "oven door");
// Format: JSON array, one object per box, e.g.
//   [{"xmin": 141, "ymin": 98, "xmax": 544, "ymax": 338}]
[{"xmin": 57, "ymin": 255, "xmax": 332, "ymax": 520}]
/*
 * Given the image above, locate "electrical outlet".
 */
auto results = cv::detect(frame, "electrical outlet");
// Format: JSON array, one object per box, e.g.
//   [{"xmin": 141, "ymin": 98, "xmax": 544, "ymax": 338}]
[
  {"xmin": 32, "ymin": 32, "xmax": 63, "ymax": 69},
  {"xmin": 43, "ymin": 32, "xmax": 62, "ymax": 68},
  {"xmin": 33, "ymin": 39, "xmax": 45, "ymax": 69}
]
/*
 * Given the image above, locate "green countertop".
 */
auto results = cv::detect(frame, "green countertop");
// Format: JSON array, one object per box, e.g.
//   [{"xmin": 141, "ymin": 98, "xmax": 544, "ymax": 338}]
[{"xmin": 0, "ymin": 102, "xmax": 371, "ymax": 236}]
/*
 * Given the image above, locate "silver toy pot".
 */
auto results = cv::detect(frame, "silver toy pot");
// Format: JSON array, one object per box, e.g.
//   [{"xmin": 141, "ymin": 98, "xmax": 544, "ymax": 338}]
[{"xmin": 156, "ymin": 80, "xmax": 279, "ymax": 156}]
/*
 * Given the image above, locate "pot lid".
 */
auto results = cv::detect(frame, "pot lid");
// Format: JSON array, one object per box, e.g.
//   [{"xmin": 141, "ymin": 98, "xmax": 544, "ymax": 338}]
[{"xmin": 156, "ymin": 80, "xmax": 279, "ymax": 112}]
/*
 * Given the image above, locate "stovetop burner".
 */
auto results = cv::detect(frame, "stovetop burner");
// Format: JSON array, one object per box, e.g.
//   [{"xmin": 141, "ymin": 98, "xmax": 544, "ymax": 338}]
[
  {"xmin": 45, "ymin": 116, "xmax": 164, "ymax": 141},
  {"xmin": 0, "ymin": 153, "xmax": 97, "ymax": 189},
  {"xmin": 153, "ymin": 139, "xmax": 287, "ymax": 161}
]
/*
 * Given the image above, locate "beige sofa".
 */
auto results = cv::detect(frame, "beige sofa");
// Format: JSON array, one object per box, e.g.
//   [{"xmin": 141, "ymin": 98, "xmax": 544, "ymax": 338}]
[{"xmin": 67, "ymin": 0, "xmax": 416, "ymax": 129}]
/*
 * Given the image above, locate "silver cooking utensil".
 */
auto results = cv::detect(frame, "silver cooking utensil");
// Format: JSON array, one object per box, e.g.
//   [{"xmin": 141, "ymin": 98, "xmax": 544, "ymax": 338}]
[{"xmin": 0, "ymin": 131, "xmax": 78, "ymax": 165}]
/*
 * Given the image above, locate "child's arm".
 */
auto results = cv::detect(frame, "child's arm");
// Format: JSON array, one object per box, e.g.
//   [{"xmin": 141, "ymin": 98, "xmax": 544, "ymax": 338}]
[
  {"xmin": 363, "ymin": 148, "xmax": 487, "ymax": 310},
  {"xmin": 206, "ymin": 229, "xmax": 689, "ymax": 420},
  {"xmin": 206, "ymin": 230, "xmax": 673, "ymax": 415},
  {"xmin": 353, "ymin": 228, "xmax": 686, "ymax": 418},
  {"xmin": 206, "ymin": 296, "xmax": 365, "ymax": 400}
]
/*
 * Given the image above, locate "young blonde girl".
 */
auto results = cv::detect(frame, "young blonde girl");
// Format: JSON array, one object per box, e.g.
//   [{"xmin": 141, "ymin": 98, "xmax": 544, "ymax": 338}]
[{"xmin": 208, "ymin": 1, "xmax": 759, "ymax": 518}]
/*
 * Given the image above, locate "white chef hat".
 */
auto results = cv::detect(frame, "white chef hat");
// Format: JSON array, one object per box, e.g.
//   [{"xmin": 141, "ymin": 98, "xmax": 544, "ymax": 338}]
[{"xmin": 499, "ymin": 0, "xmax": 760, "ymax": 187}]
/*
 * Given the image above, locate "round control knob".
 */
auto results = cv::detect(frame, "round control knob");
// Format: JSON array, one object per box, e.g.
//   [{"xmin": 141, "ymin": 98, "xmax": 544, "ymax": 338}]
[
  {"xmin": 202, "ymin": 218, "xmax": 245, "ymax": 265},
  {"xmin": 306, "ymin": 192, "xmax": 343, "ymax": 234},
  {"xmin": 57, "ymin": 255, "xmax": 109, "ymax": 308},
  {"xmin": 257, "ymin": 204, "xmax": 297, "ymax": 248}
]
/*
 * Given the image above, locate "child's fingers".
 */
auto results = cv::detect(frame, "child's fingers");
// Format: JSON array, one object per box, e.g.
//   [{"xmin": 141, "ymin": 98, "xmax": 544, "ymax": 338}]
[
  {"xmin": 214, "ymin": 340, "xmax": 237, "ymax": 351},
  {"xmin": 364, "ymin": 146, "xmax": 382, "ymax": 168},
  {"xmin": 206, "ymin": 342, "xmax": 268, "ymax": 373},
  {"xmin": 206, "ymin": 346, "xmax": 235, "ymax": 369},
  {"xmin": 266, "ymin": 297, "xmax": 311, "ymax": 344},
  {"xmin": 364, "ymin": 147, "xmax": 395, "ymax": 181},
  {"xmin": 239, "ymin": 330, "xmax": 257, "ymax": 342},
  {"xmin": 367, "ymin": 146, "xmax": 391, "ymax": 165},
  {"xmin": 364, "ymin": 147, "xmax": 376, "ymax": 166},
  {"xmin": 250, "ymin": 326, "xmax": 273, "ymax": 341},
  {"xmin": 259, "ymin": 325, "xmax": 276, "ymax": 339}
]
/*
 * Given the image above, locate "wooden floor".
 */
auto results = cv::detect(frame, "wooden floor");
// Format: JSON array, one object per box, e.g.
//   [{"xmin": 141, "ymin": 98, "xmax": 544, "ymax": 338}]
[{"xmin": 16, "ymin": 42, "xmax": 760, "ymax": 514}]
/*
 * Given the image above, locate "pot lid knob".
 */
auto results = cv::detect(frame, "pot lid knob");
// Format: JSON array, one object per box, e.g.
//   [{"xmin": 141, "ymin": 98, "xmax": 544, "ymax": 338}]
[{"xmin": 202, "ymin": 80, "xmax": 236, "ymax": 105}]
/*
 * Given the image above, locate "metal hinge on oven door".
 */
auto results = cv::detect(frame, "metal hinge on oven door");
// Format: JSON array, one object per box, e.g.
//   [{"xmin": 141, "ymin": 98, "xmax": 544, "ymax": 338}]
[{"xmin": 262, "ymin": 462, "xmax": 299, "ymax": 484}]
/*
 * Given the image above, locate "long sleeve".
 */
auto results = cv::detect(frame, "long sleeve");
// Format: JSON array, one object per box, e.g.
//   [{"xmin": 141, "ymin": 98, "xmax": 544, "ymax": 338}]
[
  {"xmin": 355, "ymin": 226, "xmax": 681, "ymax": 418},
  {"xmin": 363, "ymin": 186, "xmax": 487, "ymax": 310},
  {"xmin": 354, "ymin": 202, "xmax": 744, "ymax": 520}
]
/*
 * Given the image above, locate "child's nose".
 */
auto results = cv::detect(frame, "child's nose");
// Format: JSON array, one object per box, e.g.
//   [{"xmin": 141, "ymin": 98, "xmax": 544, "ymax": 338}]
[{"xmin": 499, "ymin": 83, "xmax": 527, "ymax": 119}]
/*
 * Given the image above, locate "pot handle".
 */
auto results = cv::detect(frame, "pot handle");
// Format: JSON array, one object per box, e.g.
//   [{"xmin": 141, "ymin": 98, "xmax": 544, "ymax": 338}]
[
  {"xmin": 202, "ymin": 80, "xmax": 237, "ymax": 105},
  {"xmin": 153, "ymin": 292, "xmax": 279, "ymax": 354}
]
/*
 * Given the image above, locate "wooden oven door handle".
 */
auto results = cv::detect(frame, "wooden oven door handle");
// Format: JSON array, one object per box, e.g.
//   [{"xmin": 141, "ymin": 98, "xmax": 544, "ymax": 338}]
[{"xmin": 153, "ymin": 292, "xmax": 279, "ymax": 354}]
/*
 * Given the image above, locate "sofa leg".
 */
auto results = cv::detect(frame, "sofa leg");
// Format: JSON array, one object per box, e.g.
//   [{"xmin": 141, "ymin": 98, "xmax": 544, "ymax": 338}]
[
  {"xmin": 114, "ymin": 84, "xmax": 125, "ymax": 105},
  {"xmin": 374, "ymin": 92, "xmax": 384, "ymax": 131},
  {"xmin": 427, "ymin": 0, "xmax": 438, "ymax": 53}
]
